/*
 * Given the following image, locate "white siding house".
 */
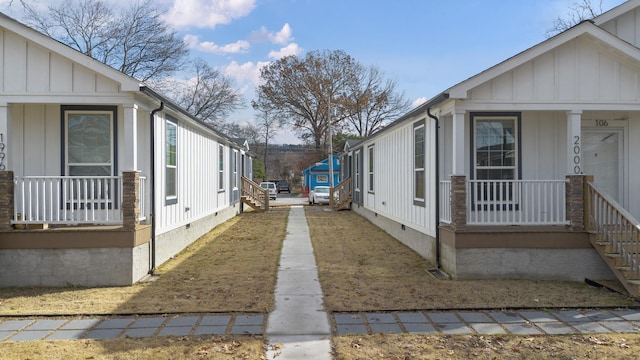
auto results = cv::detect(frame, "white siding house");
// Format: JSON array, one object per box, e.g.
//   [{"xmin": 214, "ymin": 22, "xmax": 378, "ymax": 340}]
[
  {"xmin": 343, "ymin": 0, "xmax": 640, "ymax": 294},
  {"xmin": 0, "ymin": 14, "xmax": 252, "ymax": 287}
]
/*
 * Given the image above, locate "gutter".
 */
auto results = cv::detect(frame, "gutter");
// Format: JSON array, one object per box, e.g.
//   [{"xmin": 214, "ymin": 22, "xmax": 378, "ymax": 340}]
[
  {"xmin": 427, "ymin": 107, "xmax": 441, "ymax": 269},
  {"xmin": 148, "ymin": 101, "xmax": 164, "ymax": 274}
]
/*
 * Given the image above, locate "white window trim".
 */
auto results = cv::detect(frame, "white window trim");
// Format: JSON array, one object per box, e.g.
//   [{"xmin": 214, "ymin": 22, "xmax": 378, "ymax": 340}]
[
  {"xmin": 368, "ymin": 145, "xmax": 374, "ymax": 193},
  {"xmin": 165, "ymin": 119, "xmax": 177, "ymax": 204},
  {"xmin": 414, "ymin": 120, "xmax": 425, "ymax": 206},
  {"xmin": 218, "ymin": 144, "xmax": 225, "ymax": 192}
]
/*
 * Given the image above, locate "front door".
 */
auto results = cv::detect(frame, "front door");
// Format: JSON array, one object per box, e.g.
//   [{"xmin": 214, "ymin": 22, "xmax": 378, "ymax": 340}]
[{"xmin": 582, "ymin": 129, "xmax": 623, "ymax": 203}]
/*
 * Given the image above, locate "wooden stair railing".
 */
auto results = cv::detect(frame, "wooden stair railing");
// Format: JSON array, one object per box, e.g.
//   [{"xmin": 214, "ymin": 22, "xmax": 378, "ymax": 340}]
[
  {"xmin": 586, "ymin": 181, "xmax": 640, "ymax": 297},
  {"xmin": 330, "ymin": 178, "xmax": 352, "ymax": 211},
  {"xmin": 241, "ymin": 176, "xmax": 269, "ymax": 212}
]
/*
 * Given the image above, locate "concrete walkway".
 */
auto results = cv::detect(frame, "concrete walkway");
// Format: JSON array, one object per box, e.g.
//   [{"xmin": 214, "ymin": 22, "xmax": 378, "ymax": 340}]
[{"xmin": 265, "ymin": 206, "xmax": 332, "ymax": 359}]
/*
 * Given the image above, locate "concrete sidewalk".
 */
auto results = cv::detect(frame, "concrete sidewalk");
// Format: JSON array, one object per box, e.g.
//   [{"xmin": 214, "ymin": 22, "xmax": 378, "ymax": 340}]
[{"xmin": 265, "ymin": 205, "xmax": 332, "ymax": 360}]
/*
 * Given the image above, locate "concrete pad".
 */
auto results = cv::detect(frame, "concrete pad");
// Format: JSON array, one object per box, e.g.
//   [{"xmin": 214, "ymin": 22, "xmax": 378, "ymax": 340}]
[
  {"xmin": 396, "ymin": 312, "xmax": 428, "ymax": 323},
  {"xmin": 490, "ymin": 312, "xmax": 525, "ymax": 323},
  {"xmin": 27, "ymin": 319, "xmax": 66, "ymax": 331},
  {"xmin": 267, "ymin": 335, "xmax": 331, "ymax": 360},
  {"xmin": 520, "ymin": 311, "xmax": 559, "ymax": 322},
  {"xmin": 200, "ymin": 315, "xmax": 232, "ymax": 326},
  {"xmin": 7, "ymin": 330, "xmax": 51, "ymax": 341},
  {"xmin": 365, "ymin": 313, "xmax": 396, "ymax": 323},
  {"xmin": 570, "ymin": 322, "xmax": 616, "ymax": 333},
  {"xmin": 193, "ymin": 325, "xmax": 228, "ymax": 335},
  {"xmin": 502, "ymin": 323, "xmax": 542, "ymax": 335},
  {"xmin": 0, "ymin": 331, "xmax": 15, "ymax": 340},
  {"xmin": 158, "ymin": 326, "xmax": 192, "ymax": 336},
  {"xmin": 553, "ymin": 311, "xmax": 590, "ymax": 322},
  {"xmin": 427, "ymin": 313, "xmax": 460, "ymax": 323},
  {"xmin": 234, "ymin": 315, "xmax": 264, "ymax": 326},
  {"xmin": 124, "ymin": 327, "xmax": 157, "ymax": 337},
  {"xmin": 600, "ymin": 321, "xmax": 640, "ymax": 333},
  {"xmin": 583, "ymin": 310, "xmax": 621, "ymax": 321},
  {"xmin": 469, "ymin": 323, "xmax": 506, "ymax": 334},
  {"xmin": 130, "ymin": 317, "xmax": 166, "ymax": 328},
  {"xmin": 46, "ymin": 329, "xmax": 88, "ymax": 340},
  {"xmin": 60, "ymin": 319, "xmax": 100, "ymax": 330},
  {"xmin": 458, "ymin": 312, "xmax": 492, "ymax": 323},
  {"xmin": 369, "ymin": 323, "xmax": 403, "ymax": 334},
  {"xmin": 95, "ymin": 318, "xmax": 134, "ymax": 329},
  {"xmin": 165, "ymin": 316, "xmax": 199, "ymax": 327},
  {"xmin": 336, "ymin": 324, "xmax": 368, "ymax": 335},
  {"xmin": 274, "ymin": 270, "xmax": 323, "ymax": 295},
  {"xmin": 403, "ymin": 323, "xmax": 437, "ymax": 334},
  {"xmin": 0, "ymin": 320, "xmax": 34, "ymax": 331},
  {"xmin": 334, "ymin": 313, "xmax": 364, "ymax": 324},
  {"xmin": 230, "ymin": 325, "xmax": 262, "ymax": 335},
  {"xmin": 613, "ymin": 310, "xmax": 640, "ymax": 321},
  {"xmin": 535, "ymin": 322, "xmax": 576, "ymax": 334},
  {"xmin": 437, "ymin": 323, "xmax": 473, "ymax": 334},
  {"xmin": 84, "ymin": 328, "xmax": 123, "ymax": 339}
]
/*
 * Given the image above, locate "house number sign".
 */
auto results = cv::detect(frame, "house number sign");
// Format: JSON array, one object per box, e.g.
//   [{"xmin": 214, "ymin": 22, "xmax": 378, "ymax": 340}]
[
  {"xmin": 573, "ymin": 135, "xmax": 581, "ymax": 174},
  {"xmin": 0, "ymin": 133, "xmax": 5, "ymax": 171}
]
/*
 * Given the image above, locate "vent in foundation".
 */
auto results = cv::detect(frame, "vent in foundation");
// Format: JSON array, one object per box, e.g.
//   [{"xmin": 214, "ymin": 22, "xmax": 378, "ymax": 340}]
[{"xmin": 426, "ymin": 268, "xmax": 449, "ymax": 279}]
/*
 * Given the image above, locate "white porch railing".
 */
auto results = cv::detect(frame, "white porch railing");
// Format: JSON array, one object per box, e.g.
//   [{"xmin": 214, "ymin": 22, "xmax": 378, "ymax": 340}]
[
  {"xmin": 14, "ymin": 175, "xmax": 146, "ymax": 225},
  {"xmin": 466, "ymin": 179, "xmax": 568, "ymax": 225},
  {"xmin": 439, "ymin": 180, "xmax": 452, "ymax": 224}
]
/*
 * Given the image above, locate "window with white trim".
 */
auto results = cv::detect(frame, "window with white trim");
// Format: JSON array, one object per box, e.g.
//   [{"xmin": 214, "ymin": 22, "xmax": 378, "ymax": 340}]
[
  {"xmin": 232, "ymin": 149, "xmax": 238, "ymax": 189},
  {"xmin": 368, "ymin": 145, "xmax": 374, "ymax": 192},
  {"xmin": 354, "ymin": 150, "xmax": 360, "ymax": 191},
  {"xmin": 414, "ymin": 120, "xmax": 425, "ymax": 206},
  {"xmin": 218, "ymin": 144, "xmax": 225, "ymax": 191},
  {"xmin": 65, "ymin": 109, "xmax": 114, "ymax": 177},
  {"xmin": 165, "ymin": 119, "xmax": 177, "ymax": 203},
  {"xmin": 471, "ymin": 113, "xmax": 521, "ymax": 207}
]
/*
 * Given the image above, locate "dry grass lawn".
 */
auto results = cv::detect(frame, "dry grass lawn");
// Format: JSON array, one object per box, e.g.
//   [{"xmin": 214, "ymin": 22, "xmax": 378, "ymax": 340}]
[
  {"xmin": 305, "ymin": 207, "xmax": 640, "ymax": 359},
  {"xmin": 1, "ymin": 205, "xmax": 640, "ymax": 359}
]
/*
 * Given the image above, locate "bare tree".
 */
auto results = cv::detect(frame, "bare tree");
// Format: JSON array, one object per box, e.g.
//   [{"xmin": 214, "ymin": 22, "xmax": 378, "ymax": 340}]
[
  {"xmin": 255, "ymin": 50, "xmax": 360, "ymax": 149},
  {"xmin": 172, "ymin": 58, "xmax": 244, "ymax": 125},
  {"xmin": 547, "ymin": 0, "xmax": 604, "ymax": 37},
  {"xmin": 341, "ymin": 65, "xmax": 411, "ymax": 137},
  {"xmin": 251, "ymin": 99, "xmax": 282, "ymax": 178},
  {"xmin": 20, "ymin": 0, "xmax": 188, "ymax": 82}
]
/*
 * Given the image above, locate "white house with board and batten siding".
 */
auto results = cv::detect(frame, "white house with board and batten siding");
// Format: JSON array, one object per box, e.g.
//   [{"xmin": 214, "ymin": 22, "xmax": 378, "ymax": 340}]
[
  {"xmin": 340, "ymin": 0, "xmax": 640, "ymax": 296},
  {"xmin": 0, "ymin": 13, "xmax": 253, "ymax": 287}
]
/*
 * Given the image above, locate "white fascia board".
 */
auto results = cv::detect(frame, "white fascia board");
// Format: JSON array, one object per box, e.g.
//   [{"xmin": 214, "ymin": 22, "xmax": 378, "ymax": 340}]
[
  {"xmin": 0, "ymin": 13, "xmax": 140, "ymax": 92},
  {"xmin": 593, "ymin": 0, "xmax": 640, "ymax": 25},
  {"xmin": 447, "ymin": 22, "xmax": 640, "ymax": 99}
]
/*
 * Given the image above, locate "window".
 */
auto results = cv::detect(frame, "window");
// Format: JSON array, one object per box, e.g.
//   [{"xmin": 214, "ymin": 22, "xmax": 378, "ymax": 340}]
[
  {"xmin": 471, "ymin": 113, "xmax": 521, "ymax": 207},
  {"xmin": 232, "ymin": 150, "xmax": 238, "ymax": 189},
  {"xmin": 165, "ymin": 119, "xmax": 177, "ymax": 203},
  {"xmin": 316, "ymin": 175, "xmax": 328, "ymax": 183},
  {"xmin": 65, "ymin": 109, "xmax": 114, "ymax": 177},
  {"xmin": 368, "ymin": 145, "xmax": 374, "ymax": 192},
  {"xmin": 218, "ymin": 144, "xmax": 225, "ymax": 191},
  {"xmin": 354, "ymin": 150, "xmax": 360, "ymax": 191},
  {"xmin": 414, "ymin": 120, "xmax": 425, "ymax": 206}
]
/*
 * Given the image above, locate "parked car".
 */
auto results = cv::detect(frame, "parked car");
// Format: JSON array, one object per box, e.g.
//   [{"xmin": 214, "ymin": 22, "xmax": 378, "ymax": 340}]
[
  {"xmin": 260, "ymin": 182, "xmax": 277, "ymax": 200},
  {"xmin": 278, "ymin": 181, "xmax": 291, "ymax": 193},
  {"xmin": 309, "ymin": 186, "xmax": 330, "ymax": 205}
]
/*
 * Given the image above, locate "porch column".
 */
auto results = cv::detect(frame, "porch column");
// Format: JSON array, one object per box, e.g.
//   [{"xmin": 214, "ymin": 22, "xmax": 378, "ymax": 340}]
[
  {"xmin": 0, "ymin": 171, "xmax": 14, "ymax": 230},
  {"xmin": 566, "ymin": 174, "xmax": 588, "ymax": 231},
  {"xmin": 450, "ymin": 175, "xmax": 467, "ymax": 230},
  {"xmin": 123, "ymin": 104, "xmax": 138, "ymax": 171},
  {"xmin": 0, "ymin": 103, "xmax": 8, "ymax": 171},
  {"xmin": 452, "ymin": 109, "xmax": 466, "ymax": 175},
  {"xmin": 122, "ymin": 171, "xmax": 140, "ymax": 231},
  {"xmin": 567, "ymin": 110, "xmax": 582, "ymax": 175}
]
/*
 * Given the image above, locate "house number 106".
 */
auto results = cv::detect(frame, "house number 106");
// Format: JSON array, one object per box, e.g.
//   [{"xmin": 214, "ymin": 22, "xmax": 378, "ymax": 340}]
[{"xmin": 573, "ymin": 135, "xmax": 581, "ymax": 174}]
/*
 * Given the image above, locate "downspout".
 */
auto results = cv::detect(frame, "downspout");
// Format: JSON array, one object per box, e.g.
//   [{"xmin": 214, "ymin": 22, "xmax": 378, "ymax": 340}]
[
  {"xmin": 427, "ymin": 108, "xmax": 441, "ymax": 269},
  {"xmin": 148, "ymin": 101, "xmax": 164, "ymax": 275}
]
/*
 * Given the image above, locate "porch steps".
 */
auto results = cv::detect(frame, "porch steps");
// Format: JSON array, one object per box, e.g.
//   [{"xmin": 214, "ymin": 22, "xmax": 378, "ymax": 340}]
[
  {"xmin": 241, "ymin": 196, "xmax": 268, "ymax": 212},
  {"xmin": 591, "ymin": 235, "xmax": 640, "ymax": 297},
  {"xmin": 332, "ymin": 198, "xmax": 352, "ymax": 211}
]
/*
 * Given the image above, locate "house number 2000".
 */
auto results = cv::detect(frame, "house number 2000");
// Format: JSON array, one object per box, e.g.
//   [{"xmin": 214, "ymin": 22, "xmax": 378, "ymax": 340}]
[
  {"xmin": 573, "ymin": 135, "xmax": 581, "ymax": 174},
  {"xmin": 0, "ymin": 133, "xmax": 5, "ymax": 171}
]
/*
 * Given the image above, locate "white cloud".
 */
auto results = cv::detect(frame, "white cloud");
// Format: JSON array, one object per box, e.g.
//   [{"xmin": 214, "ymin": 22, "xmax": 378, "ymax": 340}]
[
  {"xmin": 250, "ymin": 23, "xmax": 293, "ymax": 45},
  {"xmin": 163, "ymin": 0, "xmax": 256, "ymax": 29},
  {"xmin": 224, "ymin": 60, "xmax": 270, "ymax": 90},
  {"xmin": 184, "ymin": 34, "xmax": 250, "ymax": 54},
  {"xmin": 411, "ymin": 97, "xmax": 427, "ymax": 108},
  {"xmin": 268, "ymin": 43, "xmax": 303, "ymax": 59}
]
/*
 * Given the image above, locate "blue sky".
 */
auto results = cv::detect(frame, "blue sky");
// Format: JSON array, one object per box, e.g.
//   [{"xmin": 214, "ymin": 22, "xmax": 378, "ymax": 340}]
[{"xmin": 1, "ymin": 0, "xmax": 628, "ymax": 143}]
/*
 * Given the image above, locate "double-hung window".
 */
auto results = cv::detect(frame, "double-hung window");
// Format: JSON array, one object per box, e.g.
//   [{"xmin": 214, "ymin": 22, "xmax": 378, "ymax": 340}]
[
  {"xmin": 218, "ymin": 144, "xmax": 225, "ymax": 191},
  {"xmin": 368, "ymin": 145, "xmax": 374, "ymax": 193},
  {"xmin": 413, "ymin": 120, "xmax": 425, "ymax": 206},
  {"xmin": 471, "ymin": 112, "xmax": 521, "ymax": 209},
  {"xmin": 165, "ymin": 118, "xmax": 177, "ymax": 204}
]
